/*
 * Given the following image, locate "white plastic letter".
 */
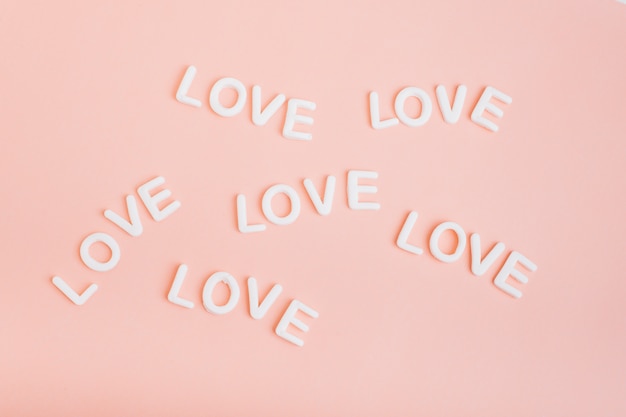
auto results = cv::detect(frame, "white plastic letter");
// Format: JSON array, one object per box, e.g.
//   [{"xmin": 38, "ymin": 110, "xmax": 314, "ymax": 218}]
[
  {"xmin": 175, "ymin": 65, "xmax": 202, "ymax": 108},
  {"xmin": 470, "ymin": 86, "xmax": 512, "ymax": 132},
  {"xmin": 252, "ymin": 85, "xmax": 286, "ymax": 126},
  {"xmin": 137, "ymin": 176, "xmax": 181, "ymax": 222},
  {"xmin": 435, "ymin": 84, "xmax": 467, "ymax": 124},
  {"xmin": 470, "ymin": 233, "xmax": 506, "ymax": 276},
  {"xmin": 347, "ymin": 170, "xmax": 380, "ymax": 210},
  {"xmin": 209, "ymin": 77, "xmax": 247, "ymax": 117},
  {"xmin": 429, "ymin": 222, "xmax": 466, "ymax": 263},
  {"xmin": 493, "ymin": 251, "xmax": 537, "ymax": 299},
  {"xmin": 261, "ymin": 184, "xmax": 301, "ymax": 226},
  {"xmin": 202, "ymin": 272, "xmax": 240, "ymax": 315},
  {"xmin": 168, "ymin": 264, "xmax": 194, "ymax": 309},
  {"xmin": 282, "ymin": 98, "xmax": 316, "ymax": 140},
  {"xmin": 303, "ymin": 176, "xmax": 336, "ymax": 216},
  {"xmin": 79, "ymin": 232, "xmax": 121, "ymax": 272},
  {"xmin": 247, "ymin": 277, "xmax": 283, "ymax": 320},
  {"xmin": 394, "ymin": 87, "xmax": 433, "ymax": 127},
  {"xmin": 396, "ymin": 211, "xmax": 424, "ymax": 255},
  {"xmin": 104, "ymin": 195, "xmax": 143, "ymax": 237},
  {"xmin": 52, "ymin": 276, "xmax": 98, "ymax": 306},
  {"xmin": 275, "ymin": 300, "xmax": 319, "ymax": 347},
  {"xmin": 236, "ymin": 194, "xmax": 267, "ymax": 233},
  {"xmin": 369, "ymin": 91, "xmax": 399, "ymax": 129}
]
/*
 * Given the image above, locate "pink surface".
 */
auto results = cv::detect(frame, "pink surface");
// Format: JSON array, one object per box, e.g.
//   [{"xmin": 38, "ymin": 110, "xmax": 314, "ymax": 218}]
[{"xmin": 1, "ymin": 0, "xmax": 625, "ymax": 415}]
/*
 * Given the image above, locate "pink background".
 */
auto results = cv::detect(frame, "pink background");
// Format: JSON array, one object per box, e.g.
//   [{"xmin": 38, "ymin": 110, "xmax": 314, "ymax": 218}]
[{"xmin": 1, "ymin": 0, "xmax": 625, "ymax": 415}]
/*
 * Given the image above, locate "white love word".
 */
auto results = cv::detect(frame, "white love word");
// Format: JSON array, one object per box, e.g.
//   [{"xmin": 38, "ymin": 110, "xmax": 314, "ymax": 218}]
[
  {"xmin": 52, "ymin": 176, "xmax": 181, "ymax": 305},
  {"xmin": 167, "ymin": 264, "xmax": 319, "ymax": 347},
  {"xmin": 369, "ymin": 85, "xmax": 512, "ymax": 132},
  {"xmin": 236, "ymin": 170, "xmax": 380, "ymax": 233},
  {"xmin": 396, "ymin": 211, "xmax": 537, "ymax": 298},
  {"xmin": 176, "ymin": 65, "xmax": 317, "ymax": 140}
]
